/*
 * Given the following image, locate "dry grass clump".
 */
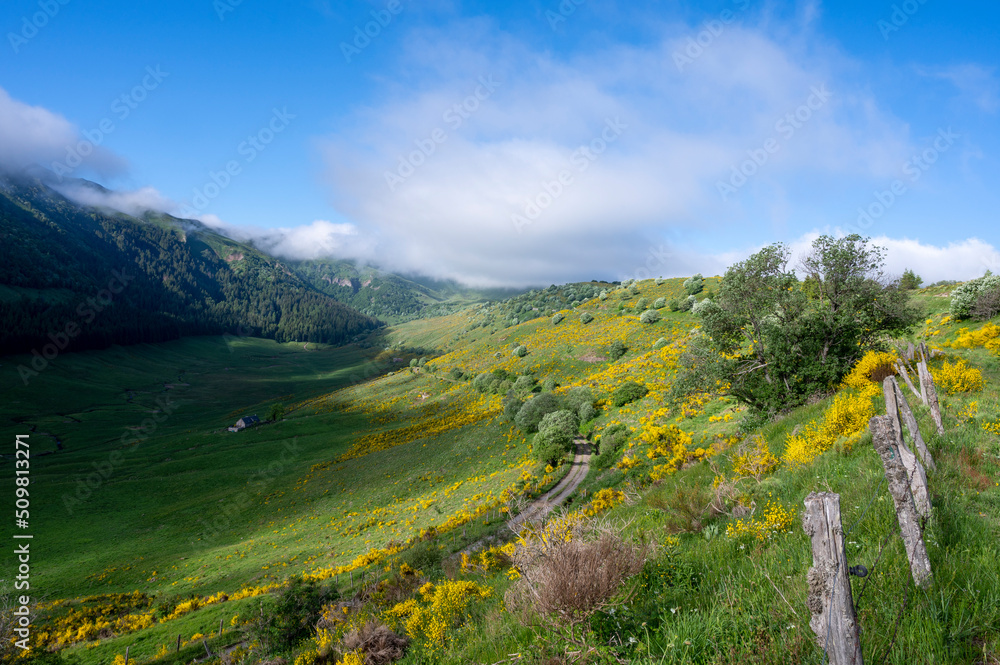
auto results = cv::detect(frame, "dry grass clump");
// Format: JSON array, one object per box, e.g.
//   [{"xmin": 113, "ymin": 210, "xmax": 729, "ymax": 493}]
[
  {"xmin": 342, "ymin": 621, "xmax": 409, "ymax": 664},
  {"xmin": 505, "ymin": 516, "xmax": 648, "ymax": 659}
]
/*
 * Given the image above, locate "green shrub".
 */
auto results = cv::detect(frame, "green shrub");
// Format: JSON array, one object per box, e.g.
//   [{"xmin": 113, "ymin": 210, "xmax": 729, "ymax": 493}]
[
  {"xmin": 639, "ymin": 309, "xmax": 660, "ymax": 324},
  {"xmin": 472, "ymin": 372, "xmax": 493, "ymax": 393},
  {"xmin": 578, "ymin": 402, "xmax": 596, "ymax": 423},
  {"xmin": 611, "ymin": 380, "xmax": 648, "ymax": 407},
  {"xmin": 409, "ymin": 358, "xmax": 418, "ymax": 367},
  {"xmin": 512, "ymin": 374, "xmax": 536, "ymax": 398},
  {"xmin": 668, "ymin": 298, "xmax": 681, "ymax": 312},
  {"xmin": 580, "ymin": 312, "xmax": 594, "ymax": 324},
  {"xmin": 515, "ymin": 393, "xmax": 561, "ymax": 432},
  {"xmin": 449, "ymin": 368, "xmax": 464, "ymax": 381},
  {"xmin": 552, "ymin": 312, "xmax": 565, "ymax": 325},
  {"xmin": 513, "ymin": 345, "xmax": 528, "ymax": 357},
  {"xmin": 608, "ymin": 340, "xmax": 627, "ymax": 361},
  {"xmin": 653, "ymin": 297, "xmax": 666, "ymax": 309},
  {"xmin": 542, "ymin": 377, "xmax": 557, "ymax": 392},
  {"xmin": 655, "ymin": 277, "xmax": 665, "ymax": 286},
  {"xmin": 678, "ymin": 295, "xmax": 695, "ymax": 312},
  {"xmin": 683, "ymin": 274, "xmax": 704, "ymax": 295},
  {"xmin": 564, "ymin": 386, "xmax": 595, "ymax": 413},
  {"xmin": 652, "ymin": 337, "xmax": 668, "ymax": 350},
  {"xmin": 636, "ymin": 297, "xmax": 650, "ymax": 310},
  {"xmin": 951, "ymin": 273, "xmax": 1000, "ymax": 320},
  {"xmin": 535, "ymin": 439, "xmax": 569, "ymax": 466},
  {"xmin": 250, "ymin": 577, "xmax": 332, "ymax": 654},
  {"xmin": 503, "ymin": 393, "xmax": 524, "ymax": 422},
  {"xmin": 536, "ymin": 409, "xmax": 579, "ymax": 451},
  {"xmin": 599, "ymin": 290, "xmax": 609, "ymax": 301}
]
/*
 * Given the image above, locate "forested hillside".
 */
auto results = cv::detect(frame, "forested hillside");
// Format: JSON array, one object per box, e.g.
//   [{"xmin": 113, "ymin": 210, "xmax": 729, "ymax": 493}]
[{"xmin": 0, "ymin": 175, "xmax": 381, "ymax": 355}]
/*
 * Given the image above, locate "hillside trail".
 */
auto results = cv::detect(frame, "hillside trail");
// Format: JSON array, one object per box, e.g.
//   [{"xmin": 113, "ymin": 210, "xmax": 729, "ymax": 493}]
[{"xmin": 460, "ymin": 437, "xmax": 591, "ymax": 557}]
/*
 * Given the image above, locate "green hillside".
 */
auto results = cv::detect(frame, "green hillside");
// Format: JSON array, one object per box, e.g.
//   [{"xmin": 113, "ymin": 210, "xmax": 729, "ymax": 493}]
[
  {"xmin": 0, "ymin": 175, "xmax": 380, "ymax": 356},
  {"xmin": 1, "ymin": 266, "xmax": 998, "ymax": 664}
]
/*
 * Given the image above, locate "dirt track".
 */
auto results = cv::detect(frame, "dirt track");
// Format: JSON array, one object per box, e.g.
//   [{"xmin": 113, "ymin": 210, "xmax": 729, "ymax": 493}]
[{"xmin": 507, "ymin": 437, "xmax": 592, "ymax": 531}]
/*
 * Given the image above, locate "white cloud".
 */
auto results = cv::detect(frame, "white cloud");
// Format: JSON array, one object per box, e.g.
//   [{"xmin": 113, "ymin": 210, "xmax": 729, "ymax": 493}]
[
  {"xmin": 0, "ymin": 86, "xmax": 127, "ymax": 177},
  {"xmin": 52, "ymin": 182, "xmax": 175, "ymax": 217},
  {"xmin": 315, "ymin": 16, "xmax": 916, "ymax": 286},
  {"xmin": 915, "ymin": 63, "xmax": 999, "ymax": 113}
]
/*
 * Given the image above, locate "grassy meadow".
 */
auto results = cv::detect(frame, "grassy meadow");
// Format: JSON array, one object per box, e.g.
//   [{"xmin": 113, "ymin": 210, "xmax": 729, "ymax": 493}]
[{"xmin": 0, "ymin": 278, "xmax": 997, "ymax": 664}]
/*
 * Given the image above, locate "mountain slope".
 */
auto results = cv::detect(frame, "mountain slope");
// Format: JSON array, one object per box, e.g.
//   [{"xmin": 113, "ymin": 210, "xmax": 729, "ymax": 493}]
[{"xmin": 0, "ymin": 174, "xmax": 381, "ymax": 355}]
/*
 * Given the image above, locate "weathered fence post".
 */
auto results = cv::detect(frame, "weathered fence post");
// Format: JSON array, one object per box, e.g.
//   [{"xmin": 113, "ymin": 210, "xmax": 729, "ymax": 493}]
[
  {"xmin": 890, "ymin": 378, "xmax": 936, "ymax": 471},
  {"xmin": 176, "ymin": 634, "xmax": 181, "ymax": 653},
  {"xmin": 882, "ymin": 379, "xmax": 931, "ymax": 519},
  {"xmin": 219, "ymin": 618, "xmax": 224, "ymax": 637},
  {"xmin": 894, "ymin": 360, "xmax": 922, "ymax": 400},
  {"xmin": 124, "ymin": 646, "xmax": 130, "ymax": 665},
  {"xmin": 869, "ymin": 416, "xmax": 933, "ymax": 588},
  {"xmin": 918, "ymin": 359, "xmax": 945, "ymax": 435},
  {"xmin": 803, "ymin": 492, "xmax": 863, "ymax": 665},
  {"xmin": 203, "ymin": 638, "xmax": 212, "ymax": 657}
]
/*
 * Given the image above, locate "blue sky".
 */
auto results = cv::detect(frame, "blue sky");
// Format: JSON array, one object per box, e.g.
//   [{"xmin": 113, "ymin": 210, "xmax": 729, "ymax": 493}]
[{"xmin": 2, "ymin": 0, "xmax": 999, "ymax": 286}]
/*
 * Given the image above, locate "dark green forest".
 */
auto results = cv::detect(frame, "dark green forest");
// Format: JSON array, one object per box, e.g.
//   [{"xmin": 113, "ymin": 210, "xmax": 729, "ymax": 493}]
[{"xmin": 0, "ymin": 175, "xmax": 381, "ymax": 355}]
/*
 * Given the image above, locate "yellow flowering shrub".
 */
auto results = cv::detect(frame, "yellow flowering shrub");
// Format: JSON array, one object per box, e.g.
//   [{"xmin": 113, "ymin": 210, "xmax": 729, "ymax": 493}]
[
  {"xmin": 386, "ymin": 580, "xmax": 492, "ymax": 653},
  {"xmin": 842, "ymin": 350, "xmax": 897, "ymax": 397},
  {"xmin": 783, "ymin": 391, "xmax": 874, "ymax": 468},
  {"xmin": 951, "ymin": 323, "xmax": 1000, "ymax": 350},
  {"xmin": 726, "ymin": 500, "xmax": 796, "ymax": 542},
  {"xmin": 732, "ymin": 436, "xmax": 780, "ymax": 481},
  {"xmin": 581, "ymin": 488, "xmax": 626, "ymax": 517},
  {"xmin": 932, "ymin": 359, "xmax": 985, "ymax": 394},
  {"xmin": 616, "ymin": 455, "xmax": 640, "ymax": 470}
]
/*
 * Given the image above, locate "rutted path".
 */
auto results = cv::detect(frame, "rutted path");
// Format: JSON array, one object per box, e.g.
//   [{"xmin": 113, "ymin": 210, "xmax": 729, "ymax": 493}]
[
  {"xmin": 508, "ymin": 438, "xmax": 592, "ymax": 531},
  {"xmin": 460, "ymin": 438, "xmax": 591, "ymax": 556}
]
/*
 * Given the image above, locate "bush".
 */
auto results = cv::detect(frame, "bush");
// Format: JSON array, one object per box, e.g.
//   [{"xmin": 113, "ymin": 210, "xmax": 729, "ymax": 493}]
[
  {"xmin": 564, "ymin": 386, "xmax": 594, "ymax": 414},
  {"xmin": 655, "ymin": 277, "xmax": 665, "ymax": 286},
  {"xmin": 513, "ymin": 345, "xmax": 528, "ymax": 357},
  {"xmin": 611, "ymin": 381, "xmax": 648, "ymax": 407},
  {"xmin": 515, "ymin": 393, "xmax": 561, "ymax": 432},
  {"xmin": 608, "ymin": 340, "xmax": 627, "ymax": 361},
  {"xmin": 678, "ymin": 295, "xmax": 695, "ymax": 312},
  {"xmin": 636, "ymin": 297, "xmax": 650, "ymax": 310},
  {"xmin": 512, "ymin": 374, "xmax": 536, "ymax": 398},
  {"xmin": 448, "ymin": 368, "xmax": 464, "ymax": 381},
  {"xmin": 267, "ymin": 403, "xmax": 285, "ymax": 422},
  {"xmin": 535, "ymin": 439, "xmax": 569, "ymax": 466},
  {"xmin": 639, "ymin": 309, "xmax": 660, "ymax": 324},
  {"xmin": 503, "ymin": 393, "xmax": 524, "ymax": 422},
  {"xmin": 542, "ymin": 377, "xmax": 557, "ymax": 392},
  {"xmin": 593, "ymin": 425, "xmax": 629, "ymax": 469},
  {"xmin": 537, "ymin": 409, "xmax": 580, "ymax": 450},
  {"xmin": 580, "ymin": 312, "xmax": 594, "ymax": 324},
  {"xmin": 950, "ymin": 274, "xmax": 1000, "ymax": 319},
  {"xmin": 471, "ymin": 372, "xmax": 492, "ymax": 393},
  {"xmin": 652, "ymin": 337, "xmax": 668, "ymax": 350},
  {"xmin": 552, "ymin": 312, "xmax": 565, "ymax": 325},
  {"xmin": 409, "ymin": 359, "xmax": 418, "ymax": 367},
  {"xmin": 599, "ymin": 290, "xmax": 608, "ymax": 301},
  {"xmin": 578, "ymin": 402, "xmax": 596, "ymax": 423},
  {"xmin": 653, "ymin": 297, "xmax": 666, "ymax": 309},
  {"xmin": 250, "ymin": 577, "xmax": 332, "ymax": 653},
  {"xmin": 691, "ymin": 298, "xmax": 717, "ymax": 316},
  {"xmin": 683, "ymin": 274, "xmax": 704, "ymax": 295},
  {"xmin": 668, "ymin": 298, "xmax": 681, "ymax": 312}
]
